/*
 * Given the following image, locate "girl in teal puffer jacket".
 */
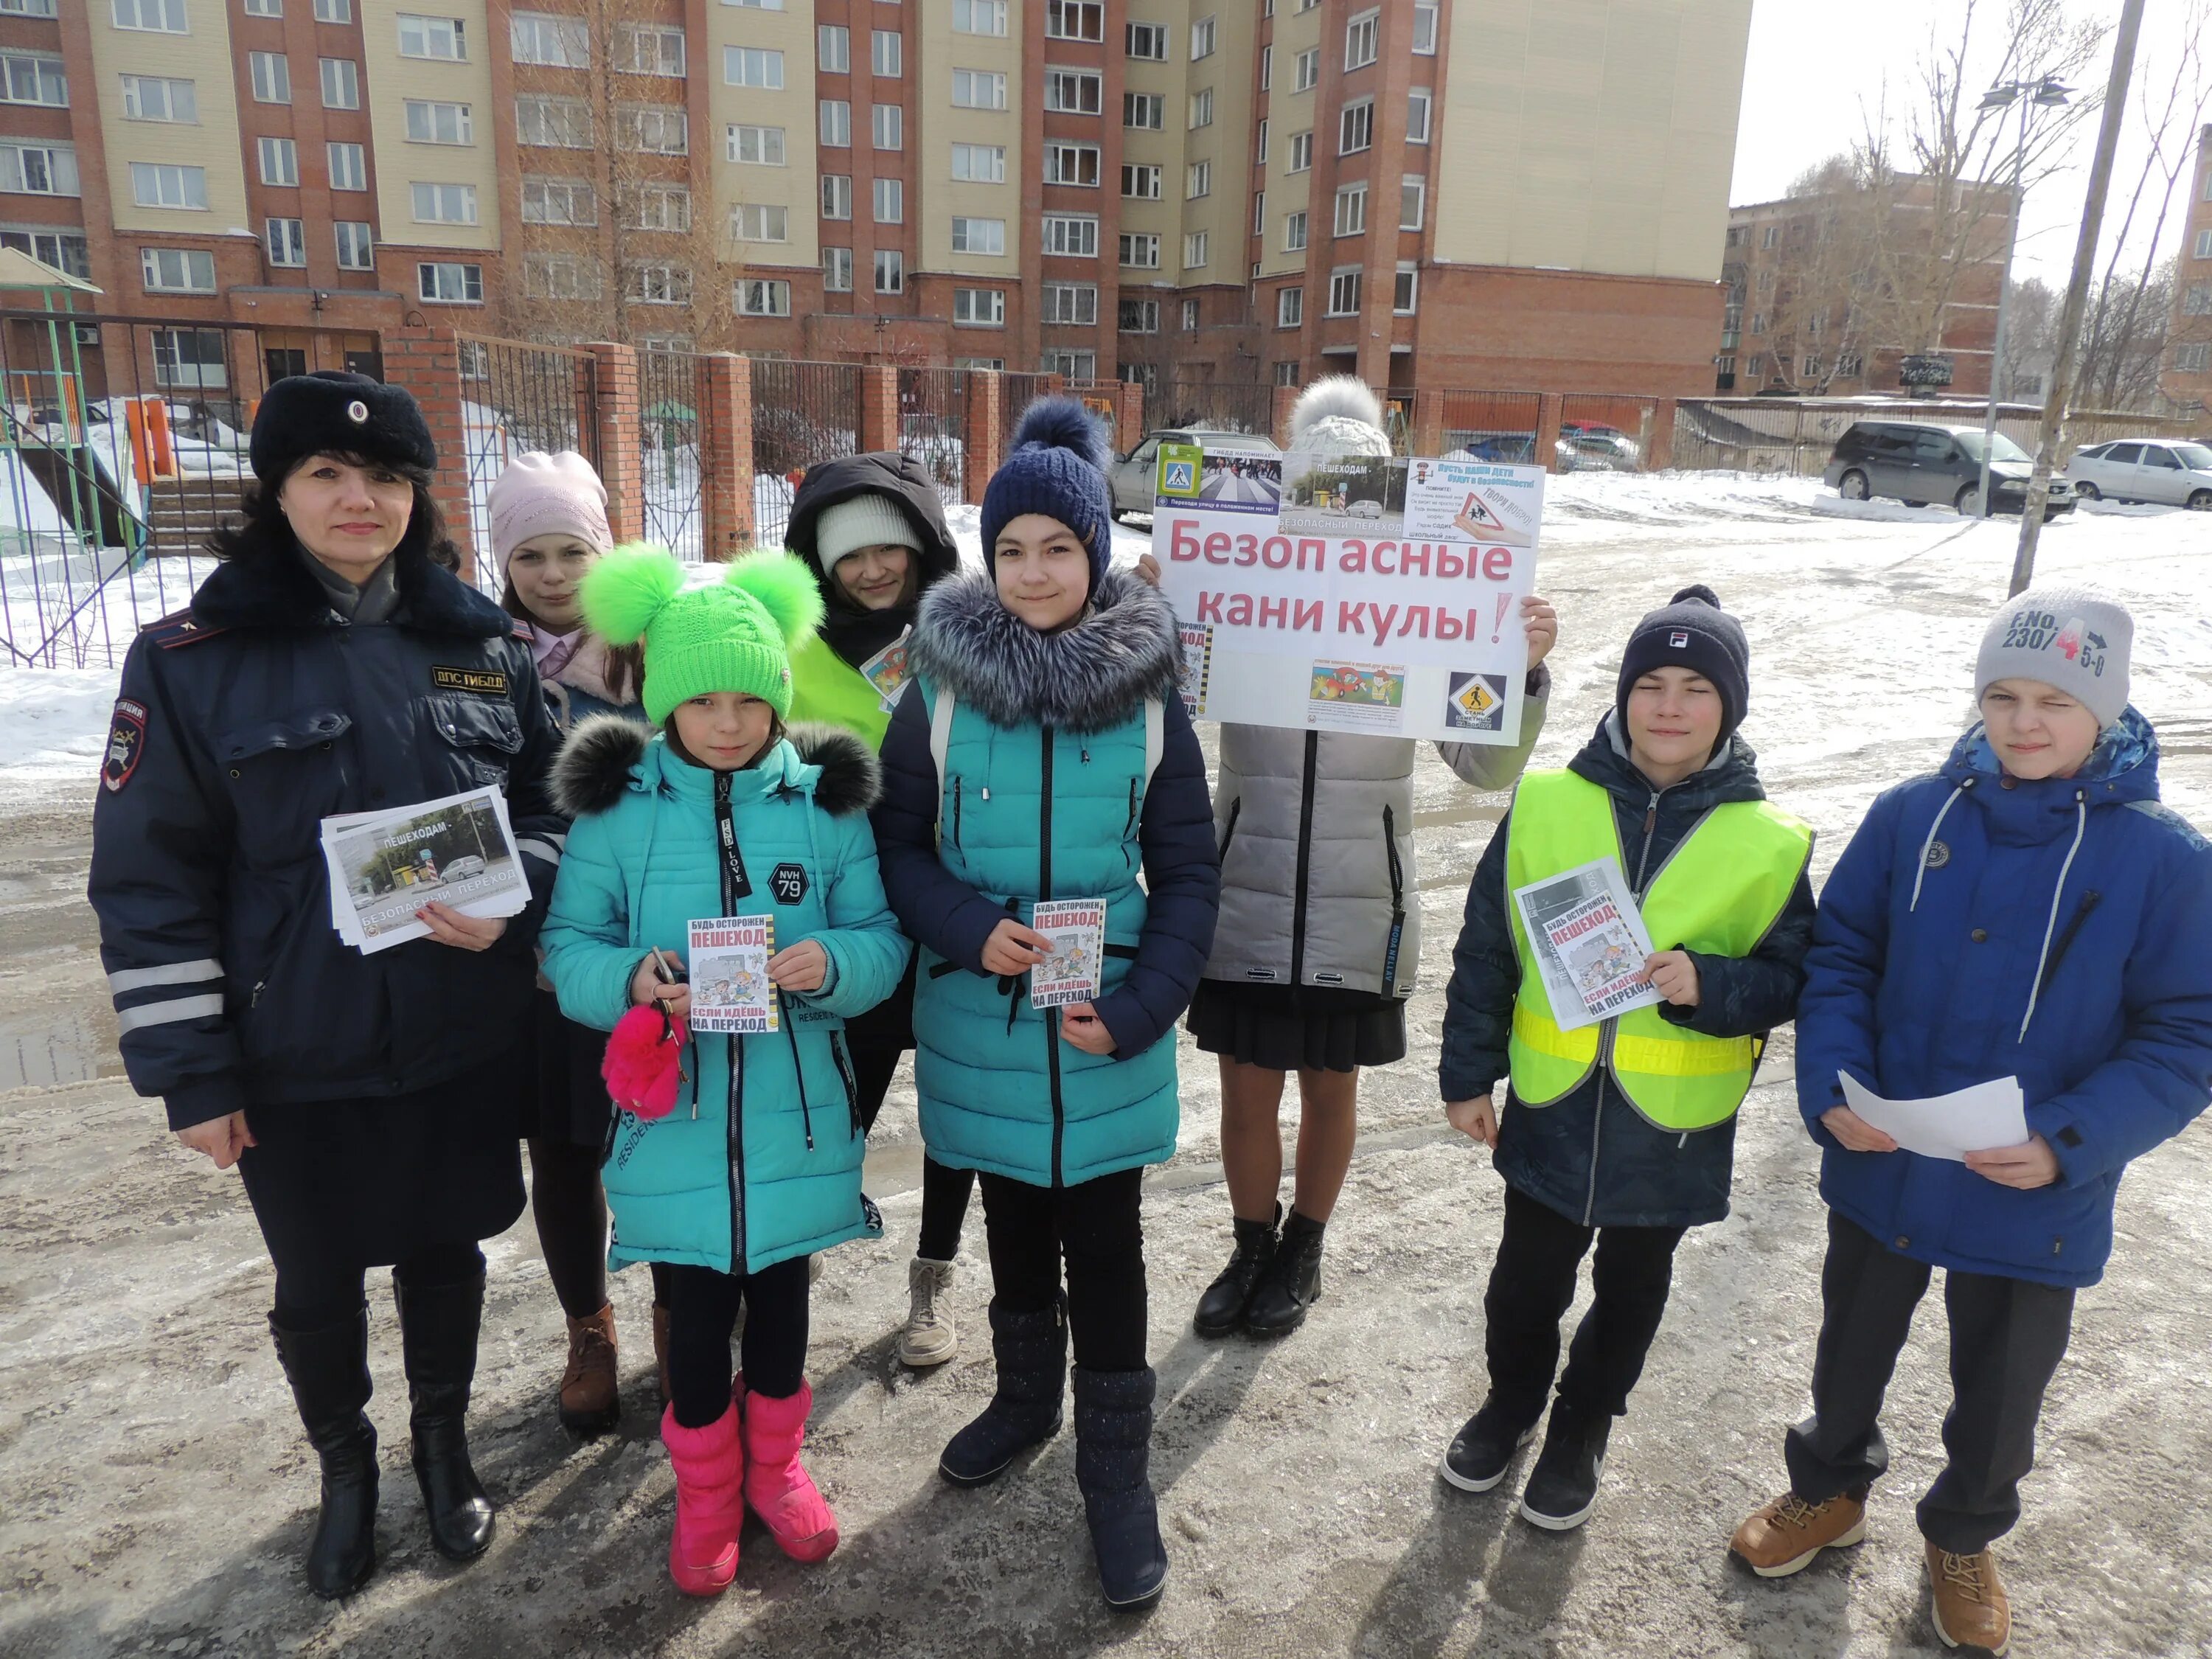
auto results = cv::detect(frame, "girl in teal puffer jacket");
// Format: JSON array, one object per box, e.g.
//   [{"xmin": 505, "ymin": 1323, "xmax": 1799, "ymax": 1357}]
[{"xmin": 540, "ymin": 547, "xmax": 907, "ymax": 1598}]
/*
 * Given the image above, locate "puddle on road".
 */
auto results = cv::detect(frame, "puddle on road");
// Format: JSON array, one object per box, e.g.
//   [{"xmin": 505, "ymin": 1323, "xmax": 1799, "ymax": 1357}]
[{"xmin": 0, "ymin": 1002, "xmax": 124, "ymax": 1091}]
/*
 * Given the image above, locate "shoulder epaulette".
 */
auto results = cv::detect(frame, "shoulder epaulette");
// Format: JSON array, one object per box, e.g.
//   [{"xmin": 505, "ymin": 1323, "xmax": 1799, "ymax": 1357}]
[
  {"xmin": 145, "ymin": 608, "xmax": 229, "ymax": 649},
  {"xmin": 511, "ymin": 619, "xmax": 533, "ymax": 642}
]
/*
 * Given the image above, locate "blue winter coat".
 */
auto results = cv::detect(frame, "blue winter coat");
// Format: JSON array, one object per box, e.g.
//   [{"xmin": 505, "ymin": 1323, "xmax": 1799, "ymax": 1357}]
[
  {"xmin": 871, "ymin": 568, "xmax": 1220, "ymax": 1189},
  {"xmin": 1798, "ymin": 712, "xmax": 2212, "ymax": 1287},
  {"xmin": 1440, "ymin": 715, "xmax": 1817, "ymax": 1228},
  {"xmin": 89, "ymin": 541, "xmax": 567, "ymax": 1130},
  {"xmin": 540, "ymin": 719, "xmax": 909, "ymax": 1276}
]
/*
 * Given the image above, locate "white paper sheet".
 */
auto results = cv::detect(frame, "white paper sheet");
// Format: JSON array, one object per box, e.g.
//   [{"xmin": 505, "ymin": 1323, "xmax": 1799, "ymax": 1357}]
[{"xmin": 1837, "ymin": 1071, "xmax": 2030, "ymax": 1162}]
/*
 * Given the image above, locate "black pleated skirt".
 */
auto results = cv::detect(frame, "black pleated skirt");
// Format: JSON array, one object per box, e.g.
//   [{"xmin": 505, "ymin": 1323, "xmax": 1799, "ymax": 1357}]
[{"xmin": 1186, "ymin": 978, "xmax": 1408, "ymax": 1074}]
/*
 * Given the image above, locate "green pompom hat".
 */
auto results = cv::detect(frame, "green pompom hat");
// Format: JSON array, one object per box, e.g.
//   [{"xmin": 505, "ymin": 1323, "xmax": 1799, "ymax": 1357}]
[{"xmin": 580, "ymin": 543, "xmax": 825, "ymax": 726}]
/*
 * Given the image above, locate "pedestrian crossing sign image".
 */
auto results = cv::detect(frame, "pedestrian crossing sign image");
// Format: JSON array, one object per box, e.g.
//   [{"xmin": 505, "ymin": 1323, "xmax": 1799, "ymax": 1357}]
[
  {"xmin": 1446, "ymin": 672, "xmax": 1508, "ymax": 733},
  {"xmin": 1157, "ymin": 442, "xmax": 1202, "ymax": 499}
]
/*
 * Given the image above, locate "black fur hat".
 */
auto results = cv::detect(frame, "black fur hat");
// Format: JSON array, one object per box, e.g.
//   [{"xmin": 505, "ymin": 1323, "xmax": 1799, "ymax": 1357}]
[{"xmin": 249, "ymin": 371, "xmax": 437, "ymax": 486}]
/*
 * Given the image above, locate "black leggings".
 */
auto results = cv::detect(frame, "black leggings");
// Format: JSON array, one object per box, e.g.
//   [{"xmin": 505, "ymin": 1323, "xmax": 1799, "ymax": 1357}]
[
  {"xmin": 849, "ymin": 1030, "xmax": 975, "ymax": 1262},
  {"xmin": 271, "ymin": 1239, "xmax": 486, "ymax": 1331},
  {"xmin": 663, "ymin": 1256, "xmax": 811, "ymax": 1428},
  {"xmin": 978, "ymin": 1168, "xmax": 1147, "ymax": 1372},
  {"xmin": 527, "ymin": 1138, "xmax": 608, "ymax": 1321}
]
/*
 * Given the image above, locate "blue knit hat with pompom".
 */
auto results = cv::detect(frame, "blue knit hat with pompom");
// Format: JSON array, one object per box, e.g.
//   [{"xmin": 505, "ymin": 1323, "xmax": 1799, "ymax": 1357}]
[{"xmin": 980, "ymin": 397, "xmax": 1115, "ymax": 591}]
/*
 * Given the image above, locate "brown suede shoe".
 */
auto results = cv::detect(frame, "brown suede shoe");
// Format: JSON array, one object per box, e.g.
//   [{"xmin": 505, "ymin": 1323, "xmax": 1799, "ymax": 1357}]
[
  {"xmin": 1927, "ymin": 1541, "xmax": 2011, "ymax": 1655},
  {"xmin": 653, "ymin": 1301, "xmax": 672, "ymax": 1406},
  {"xmin": 558, "ymin": 1303, "xmax": 621, "ymax": 1436},
  {"xmin": 1729, "ymin": 1489, "xmax": 1868, "ymax": 1577}
]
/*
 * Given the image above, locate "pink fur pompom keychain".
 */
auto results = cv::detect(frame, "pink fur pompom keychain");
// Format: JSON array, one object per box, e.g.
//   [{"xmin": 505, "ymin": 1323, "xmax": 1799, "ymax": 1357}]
[{"xmin": 603, "ymin": 1002, "xmax": 688, "ymax": 1120}]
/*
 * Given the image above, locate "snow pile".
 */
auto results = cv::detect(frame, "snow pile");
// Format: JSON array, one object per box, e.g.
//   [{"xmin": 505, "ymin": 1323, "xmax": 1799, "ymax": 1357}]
[{"xmin": 0, "ymin": 663, "xmax": 121, "ymax": 785}]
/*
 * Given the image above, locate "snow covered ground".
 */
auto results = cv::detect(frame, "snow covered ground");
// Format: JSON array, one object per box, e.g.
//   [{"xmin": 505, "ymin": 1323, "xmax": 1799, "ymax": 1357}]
[{"xmin": 4, "ymin": 474, "xmax": 2212, "ymax": 1659}]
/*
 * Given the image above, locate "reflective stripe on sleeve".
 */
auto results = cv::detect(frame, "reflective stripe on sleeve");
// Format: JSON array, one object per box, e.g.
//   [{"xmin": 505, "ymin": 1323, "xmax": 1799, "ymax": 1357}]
[
  {"xmin": 516, "ymin": 838, "xmax": 563, "ymax": 866},
  {"xmin": 115, "ymin": 992, "xmax": 226, "ymax": 1034},
  {"xmin": 107, "ymin": 959, "xmax": 223, "ymax": 996}
]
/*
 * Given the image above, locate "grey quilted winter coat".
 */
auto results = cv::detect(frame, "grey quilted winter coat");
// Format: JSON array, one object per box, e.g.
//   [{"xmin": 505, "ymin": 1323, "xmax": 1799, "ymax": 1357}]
[{"xmin": 1202, "ymin": 673, "xmax": 1548, "ymax": 998}]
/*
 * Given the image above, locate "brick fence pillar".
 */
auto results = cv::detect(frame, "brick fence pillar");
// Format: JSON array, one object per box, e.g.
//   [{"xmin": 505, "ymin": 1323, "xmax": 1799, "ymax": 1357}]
[
  {"xmin": 382, "ymin": 324, "xmax": 477, "ymax": 578},
  {"xmin": 1413, "ymin": 388, "xmax": 1444, "ymax": 457},
  {"xmin": 963, "ymin": 370, "xmax": 1004, "ymax": 505},
  {"xmin": 1114, "ymin": 380, "xmax": 1145, "ymax": 453},
  {"xmin": 858, "ymin": 364, "xmax": 900, "ymax": 453},
  {"xmin": 585, "ymin": 341, "xmax": 642, "ymax": 544},
  {"xmin": 1271, "ymin": 383, "xmax": 1299, "ymax": 448},
  {"xmin": 1536, "ymin": 392, "xmax": 1567, "ymax": 476},
  {"xmin": 700, "ymin": 353, "xmax": 757, "ymax": 559},
  {"xmin": 1646, "ymin": 397, "xmax": 1677, "ymax": 472}
]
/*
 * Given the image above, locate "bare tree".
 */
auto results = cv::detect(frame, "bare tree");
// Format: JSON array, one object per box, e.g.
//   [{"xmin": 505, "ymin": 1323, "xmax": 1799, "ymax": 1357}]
[{"xmin": 1999, "ymin": 274, "xmax": 2062, "ymax": 391}]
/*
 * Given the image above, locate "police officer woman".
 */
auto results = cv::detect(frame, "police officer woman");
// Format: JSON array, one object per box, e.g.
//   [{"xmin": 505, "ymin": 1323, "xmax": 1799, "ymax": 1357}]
[{"xmin": 88, "ymin": 373, "xmax": 568, "ymax": 1599}]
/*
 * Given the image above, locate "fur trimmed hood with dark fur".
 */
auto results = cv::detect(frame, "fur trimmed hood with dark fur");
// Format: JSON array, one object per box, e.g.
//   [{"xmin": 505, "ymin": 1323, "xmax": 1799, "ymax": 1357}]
[
  {"xmin": 905, "ymin": 566, "xmax": 1182, "ymax": 735},
  {"xmin": 552, "ymin": 714, "xmax": 881, "ymax": 818}
]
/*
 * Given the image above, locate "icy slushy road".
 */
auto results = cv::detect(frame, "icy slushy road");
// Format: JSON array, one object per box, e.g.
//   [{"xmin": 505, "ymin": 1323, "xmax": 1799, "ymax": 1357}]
[{"xmin": 2, "ymin": 476, "xmax": 2209, "ymax": 1658}]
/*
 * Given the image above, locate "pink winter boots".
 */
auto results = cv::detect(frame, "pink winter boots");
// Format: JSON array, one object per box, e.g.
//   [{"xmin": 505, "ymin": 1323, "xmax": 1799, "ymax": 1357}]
[
  {"xmin": 658, "ymin": 1378, "xmax": 838, "ymax": 1596},
  {"xmin": 740, "ymin": 1378, "xmax": 840, "ymax": 1563}
]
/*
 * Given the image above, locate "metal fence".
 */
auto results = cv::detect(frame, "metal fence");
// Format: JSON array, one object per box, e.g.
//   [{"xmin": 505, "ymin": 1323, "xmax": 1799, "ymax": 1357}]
[
  {"xmin": 896, "ymin": 366, "xmax": 969, "ymax": 501},
  {"xmin": 1156, "ymin": 378, "xmax": 1273, "ymax": 437},
  {"xmin": 1665, "ymin": 396, "xmax": 2195, "ymax": 476},
  {"xmin": 456, "ymin": 335, "xmax": 598, "ymax": 590},
  {"xmin": 749, "ymin": 358, "xmax": 862, "ymax": 547},
  {"xmin": 998, "ymin": 372, "xmax": 1055, "ymax": 449},
  {"xmin": 1437, "ymin": 389, "xmax": 1545, "ymax": 462},
  {"xmin": 636, "ymin": 347, "xmax": 706, "ymax": 560}
]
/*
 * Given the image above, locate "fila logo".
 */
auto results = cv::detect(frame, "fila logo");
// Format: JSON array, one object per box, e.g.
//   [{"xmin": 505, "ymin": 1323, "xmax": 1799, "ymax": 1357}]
[{"xmin": 1669, "ymin": 630, "xmax": 1691, "ymax": 648}]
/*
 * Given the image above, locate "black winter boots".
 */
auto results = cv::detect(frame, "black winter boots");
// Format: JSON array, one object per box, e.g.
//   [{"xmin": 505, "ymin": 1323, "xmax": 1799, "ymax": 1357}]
[
  {"xmin": 1073, "ymin": 1366, "xmax": 1168, "ymax": 1611},
  {"xmin": 1192, "ymin": 1207, "xmax": 1280, "ymax": 1337},
  {"xmin": 270, "ymin": 1310, "xmax": 380, "ymax": 1599},
  {"xmin": 1518, "ymin": 1399, "xmax": 1613, "ymax": 1531},
  {"xmin": 393, "ymin": 1270, "xmax": 498, "ymax": 1562},
  {"xmin": 938, "ymin": 1295, "xmax": 1068, "ymax": 1486},
  {"xmin": 1244, "ymin": 1210, "xmax": 1326, "ymax": 1335}
]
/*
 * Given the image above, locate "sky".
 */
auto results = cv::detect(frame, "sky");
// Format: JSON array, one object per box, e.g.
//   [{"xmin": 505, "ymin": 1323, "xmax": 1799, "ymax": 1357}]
[{"xmin": 1730, "ymin": 0, "xmax": 2205, "ymax": 288}]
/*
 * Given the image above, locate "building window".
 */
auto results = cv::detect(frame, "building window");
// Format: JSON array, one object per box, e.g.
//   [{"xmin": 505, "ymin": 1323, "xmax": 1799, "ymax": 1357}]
[
  {"xmin": 954, "ymin": 287, "xmax": 1005, "ymax": 324},
  {"xmin": 621, "ymin": 105, "xmax": 686, "ymax": 154},
  {"xmin": 1277, "ymin": 285, "xmax": 1303, "ymax": 327},
  {"xmin": 637, "ymin": 335, "xmax": 695, "ymax": 355},
  {"xmin": 954, "ymin": 0, "xmax": 1006, "ymax": 35},
  {"xmin": 1393, "ymin": 262, "xmax": 1417, "ymax": 313},
  {"xmin": 333, "ymin": 220, "xmax": 373, "ymax": 268},
  {"xmin": 723, "ymin": 47, "xmax": 784, "ymax": 88},
  {"xmin": 1750, "ymin": 312, "xmax": 1767, "ymax": 333},
  {"xmin": 958, "ymin": 355, "xmax": 1009, "ymax": 370},
  {"xmin": 1725, "ymin": 224, "xmax": 1747, "ymax": 248},
  {"xmin": 2174, "ymin": 341, "xmax": 2211, "ymax": 372},
  {"xmin": 133, "ymin": 161, "xmax": 207, "ymax": 209},
  {"xmin": 1048, "ymin": 69, "xmax": 1103, "ymax": 115},
  {"xmin": 1400, "ymin": 175, "xmax": 1426, "ymax": 231},
  {"xmin": 950, "ymin": 216, "xmax": 1006, "ymax": 254},
  {"xmin": 1191, "ymin": 15, "xmax": 1216, "ymax": 58},
  {"xmin": 1258, "ymin": 117, "xmax": 1269, "ymax": 161},
  {"xmin": 397, "ymin": 14, "xmax": 466, "ymax": 60},
  {"xmin": 405, "ymin": 100, "xmax": 472, "ymax": 144},
  {"xmin": 1288, "ymin": 130, "xmax": 1312, "ymax": 171},
  {"xmin": 953, "ymin": 69, "xmax": 1006, "ymax": 109},
  {"xmin": 518, "ymin": 97, "xmax": 592, "ymax": 147},
  {"xmin": 327, "ymin": 141, "xmax": 366, "ymax": 189},
  {"xmin": 0, "ymin": 54, "xmax": 67, "ymax": 108},
  {"xmin": 114, "ymin": 0, "xmax": 187, "ymax": 31},
  {"xmin": 1333, "ymin": 181, "xmax": 1366, "ymax": 237},
  {"xmin": 822, "ymin": 246, "xmax": 853, "ymax": 292},
  {"xmin": 1275, "ymin": 359, "xmax": 1300, "ymax": 386},
  {"xmin": 1761, "ymin": 223, "xmax": 1780, "ymax": 249},
  {"xmin": 320, "ymin": 58, "xmax": 360, "ymax": 110},
  {"xmin": 1043, "ymin": 213, "xmax": 1099, "ymax": 257},
  {"xmin": 314, "ymin": 0, "xmax": 350, "ymax": 18},
  {"xmin": 728, "ymin": 124, "xmax": 785, "ymax": 164},
  {"xmin": 411, "ymin": 181, "xmax": 476, "ymax": 223},
  {"xmin": 1042, "ymin": 349, "xmax": 1096, "ymax": 378},
  {"xmin": 873, "ymin": 177, "xmax": 902, "ymax": 222},
  {"xmin": 1118, "ymin": 297, "xmax": 1158, "ymax": 332},
  {"xmin": 1294, "ymin": 48, "xmax": 1318, "ymax": 91},
  {"xmin": 1181, "ymin": 296, "xmax": 1200, "ymax": 330},
  {"xmin": 1186, "ymin": 160, "xmax": 1211, "ymax": 198},
  {"xmin": 2183, "ymin": 283, "xmax": 2212, "ymax": 315},
  {"xmin": 872, "ymin": 103, "xmax": 902, "ymax": 149},
  {"xmin": 1835, "ymin": 352, "xmax": 1864, "ymax": 378},
  {"xmin": 1326, "ymin": 267, "xmax": 1360, "ymax": 315},
  {"xmin": 821, "ymin": 174, "xmax": 852, "ymax": 218},
  {"xmin": 1188, "ymin": 88, "xmax": 1214, "ymax": 128},
  {"xmin": 1183, "ymin": 230, "xmax": 1208, "ymax": 268},
  {"xmin": 1047, "ymin": 0, "xmax": 1103, "ymax": 40},
  {"xmin": 250, "ymin": 137, "xmax": 295, "ymax": 186},
  {"xmin": 265, "ymin": 217, "xmax": 306, "ymax": 266},
  {"xmin": 818, "ymin": 24, "xmax": 849, "ymax": 72},
  {"xmin": 953, "ymin": 143, "xmax": 1005, "ymax": 182},
  {"xmin": 524, "ymin": 252, "xmax": 601, "ymax": 299},
  {"xmin": 730, "ymin": 203, "xmax": 788, "ymax": 242},
  {"xmin": 121, "ymin": 76, "xmax": 195, "ymax": 122},
  {"xmin": 617, "ymin": 24, "xmax": 686, "ymax": 76},
  {"xmin": 0, "ymin": 143, "xmax": 77, "ymax": 197},
  {"xmin": 1042, "ymin": 281, "xmax": 1097, "ymax": 324},
  {"xmin": 414, "ymin": 261, "xmax": 479, "ymax": 303},
  {"xmin": 0, "ymin": 0, "xmax": 57, "ymax": 13},
  {"xmin": 735, "ymin": 277, "xmax": 791, "ymax": 316},
  {"xmin": 142, "ymin": 248, "xmax": 216, "ymax": 293},
  {"xmin": 1345, "ymin": 7, "xmax": 1379, "ymax": 69},
  {"xmin": 1340, "ymin": 97, "xmax": 1373, "ymax": 154},
  {"xmin": 1407, "ymin": 88, "xmax": 1432, "ymax": 144},
  {"xmin": 1121, "ymin": 162, "xmax": 1161, "ymax": 199},
  {"xmin": 1047, "ymin": 142, "xmax": 1101, "ymax": 187},
  {"xmin": 249, "ymin": 52, "xmax": 291, "ymax": 104},
  {"xmin": 2195, "ymin": 226, "xmax": 2212, "ymax": 259},
  {"xmin": 521, "ymin": 176, "xmax": 596, "ymax": 225},
  {"xmin": 1124, "ymin": 91, "xmax": 1164, "ymax": 130},
  {"xmin": 627, "ymin": 261, "xmax": 692, "ymax": 303},
  {"xmin": 1126, "ymin": 21, "xmax": 1167, "ymax": 60},
  {"xmin": 1119, "ymin": 231, "xmax": 1159, "ymax": 268},
  {"xmin": 874, "ymin": 249, "xmax": 903, "ymax": 293},
  {"xmin": 511, "ymin": 12, "xmax": 588, "ymax": 67},
  {"xmin": 871, "ymin": 29, "xmax": 902, "ymax": 76},
  {"xmin": 724, "ymin": 0, "xmax": 785, "ymax": 8},
  {"xmin": 627, "ymin": 181, "xmax": 689, "ymax": 229},
  {"xmin": 1413, "ymin": 1, "xmax": 1439, "ymax": 52},
  {"xmin": 1261, "ymin": 44, "xmax": 1273, "ymax": 90},
  {"xmin": 820, "ymin": 100, "xmax": 850, "ymax": 145},
  {"xmin": 151, "ymin": 328, "xmax": 228, "ymax": 389},
  {"xmin": 1284, "ymin": 210, "xmax": 1307, "ymax": 251}
]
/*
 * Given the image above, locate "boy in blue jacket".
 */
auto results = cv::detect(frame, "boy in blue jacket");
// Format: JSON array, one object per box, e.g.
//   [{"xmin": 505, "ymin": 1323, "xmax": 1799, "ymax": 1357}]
[{"xmin": 1731, "ymin": 586, "xmax": 2212, "ymax": 1658}]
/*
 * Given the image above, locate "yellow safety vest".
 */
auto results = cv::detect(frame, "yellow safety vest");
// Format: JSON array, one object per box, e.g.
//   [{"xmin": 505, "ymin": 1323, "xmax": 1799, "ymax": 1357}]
[{"xmin": 1504, "ymin": 769, "xmax": 1812, "ymax": 1132}]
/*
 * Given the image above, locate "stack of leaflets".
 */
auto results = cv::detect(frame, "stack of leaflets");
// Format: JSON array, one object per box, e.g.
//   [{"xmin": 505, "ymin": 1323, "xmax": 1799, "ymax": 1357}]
[
  {"xmin": 1029, "ymin": 899, "xmax": 1106, "ymax": 1009},
  {"xmin": 319, "ymin": 786, "xmax": 531, "ymax": 955},
  {"xmin": 688, "ymin": 915, "xmax": 779, "ymax": 1034},
  {"xmin": 1509, "ymin": 855, "xmax": 1663, "ymax": 1032}
]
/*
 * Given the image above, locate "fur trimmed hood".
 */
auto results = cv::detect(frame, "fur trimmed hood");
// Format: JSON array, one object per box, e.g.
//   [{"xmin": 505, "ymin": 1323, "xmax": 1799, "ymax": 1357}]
[
  {"xmin": 905, "ymin": 567, "xmax": 1182, "ymax": 734},
  {"xmin": 552, "ymin": 712, "xmax": 881, "ymax": 818}
]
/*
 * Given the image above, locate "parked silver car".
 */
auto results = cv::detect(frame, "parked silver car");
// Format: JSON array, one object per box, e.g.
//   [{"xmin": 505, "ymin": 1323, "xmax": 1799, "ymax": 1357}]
[
  {"xmin": 2064, "ymin": 439, "xmax": 2212, "ymax": 509},
  {"xmin": 1109, "ymin": 428, "xmax": 1281, "ymax": 520}
]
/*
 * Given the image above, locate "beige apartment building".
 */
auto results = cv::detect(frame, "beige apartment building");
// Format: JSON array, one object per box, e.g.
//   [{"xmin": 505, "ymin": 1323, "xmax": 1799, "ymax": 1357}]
[
  {"xmin": 2161, "ymin": 122, "xmax": 2212, "ymax": 414},
  {"xmin": 1, "ymin": 0, "xmax": 1753, "ymax": 399}
]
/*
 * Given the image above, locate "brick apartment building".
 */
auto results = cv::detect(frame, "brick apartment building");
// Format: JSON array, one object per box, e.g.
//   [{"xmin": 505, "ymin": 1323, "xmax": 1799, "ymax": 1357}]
[
  {"xmin": 2160, "ymin": 122, "xmax": 2212, "ymax": 414},
  {"xmin": 2, "ymin": 0, "xmax": 1753, "ymax": 403}
]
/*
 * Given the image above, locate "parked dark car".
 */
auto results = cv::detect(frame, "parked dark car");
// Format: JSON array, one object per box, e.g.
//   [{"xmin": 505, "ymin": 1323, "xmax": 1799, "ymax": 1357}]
[{"xmin": 1822, "ymin": 420, "xmax": 2073, "ymax": 519}]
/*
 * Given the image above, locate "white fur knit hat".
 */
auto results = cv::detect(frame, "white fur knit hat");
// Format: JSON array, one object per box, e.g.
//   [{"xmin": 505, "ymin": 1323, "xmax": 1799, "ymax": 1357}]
[{"xmin": 1287, "ymin": 376, "xmax": 1393, "ymax": 456}]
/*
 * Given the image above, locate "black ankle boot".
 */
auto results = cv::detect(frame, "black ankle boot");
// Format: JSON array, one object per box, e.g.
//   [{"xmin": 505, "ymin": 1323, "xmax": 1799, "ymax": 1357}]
[
  {"xmin": 393, "ymin": 1271, "xmax": 496, "ymax": 1562},
  {"xmin": 939, "ymin": 1295, "xmax": 1068, "ymax": 1487},
  {"xmin": 1244, "ymin": 1210, "xmax": 1324, "ymax": 1336},
  {"xmin": 1073, "ymin": 1366, "xmax": 1168, "ymax": 1611},
  {"xmin": 1192, "ymin": 1206, "xmax": 1280, "ymax": 1337},
  {"xmin": 269, "ymin": 1310, "xmax": 380, "ymax": 1599}
]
